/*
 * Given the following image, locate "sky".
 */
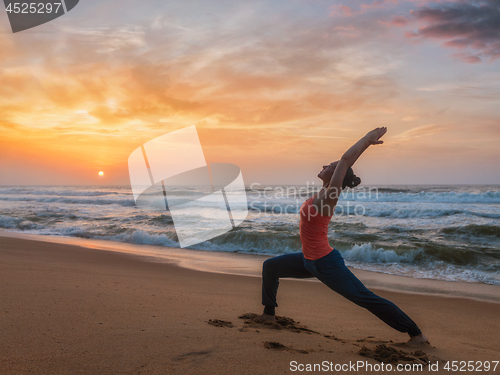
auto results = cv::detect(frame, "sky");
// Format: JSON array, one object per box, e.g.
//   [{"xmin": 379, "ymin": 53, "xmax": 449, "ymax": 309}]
[{"xmin": 0, "ymin": 0, "xmax": 499, "ymax": 186}]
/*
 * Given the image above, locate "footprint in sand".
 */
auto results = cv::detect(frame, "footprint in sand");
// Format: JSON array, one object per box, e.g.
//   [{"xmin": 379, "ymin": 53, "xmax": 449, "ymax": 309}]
[
  {"xmin": 358, "ymin": 344, "xmax": 431, "ymax": 364},
  {"xmin": 207, "ymin": 319, "xmax": 233, "ymax": 328},
  {"xmin": 231, "ymin": 312, "xmax": 437, "ymax": 363}
]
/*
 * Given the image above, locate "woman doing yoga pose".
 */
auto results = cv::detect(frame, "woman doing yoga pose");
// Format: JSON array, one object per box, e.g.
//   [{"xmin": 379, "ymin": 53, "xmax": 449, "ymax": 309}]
[{"xmin": 257, "ymin": 127, "xmax": 428, "ymax": 345}]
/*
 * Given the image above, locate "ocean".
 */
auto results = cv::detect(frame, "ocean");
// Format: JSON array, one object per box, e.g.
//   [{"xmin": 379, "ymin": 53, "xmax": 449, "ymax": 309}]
[{"xmin": 0, "ymin": 184, "xmax": 499, "ymax": 285}]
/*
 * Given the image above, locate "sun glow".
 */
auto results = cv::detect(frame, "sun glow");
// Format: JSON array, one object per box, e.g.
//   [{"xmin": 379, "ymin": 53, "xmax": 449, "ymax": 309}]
[{"xmin": 98, "ymin": 171, "xmax": 104, "ymax": 177}]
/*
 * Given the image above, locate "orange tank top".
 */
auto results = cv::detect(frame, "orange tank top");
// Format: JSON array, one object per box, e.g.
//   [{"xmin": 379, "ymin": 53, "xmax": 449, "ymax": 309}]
[{"xmin": 299, "ymin": 193, "xmax": 334, "ymax": 260}]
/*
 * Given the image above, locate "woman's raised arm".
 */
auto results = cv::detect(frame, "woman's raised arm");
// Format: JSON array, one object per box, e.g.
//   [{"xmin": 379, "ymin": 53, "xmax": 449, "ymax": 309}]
[{"xmin": 314, "ymin": 127, "xmax": 387, "ymax": 214}]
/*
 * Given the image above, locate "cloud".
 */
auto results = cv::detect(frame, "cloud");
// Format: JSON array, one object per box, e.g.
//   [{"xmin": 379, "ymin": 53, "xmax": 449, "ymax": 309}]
[
  {"xmin": 330, "ymin": 5, "xmax": 354, "ymax": 17},
  {"xmin": 392, "ymin": 124, "xmax": 448, "ymax": 141},
  {"xmin": 361, "ymin": 0, "xmax": 399, "ymax": 10},
  {"xmin": 417, "ymin": 82, "xmax": 499, "ymax": 100},
  {"xmin": 60, "ymin": 25, "xmax": 147, "ymax": 53},
  {"xmin": 331, "ymin": 0, "xmax": 399, "ymax": 17},
  {"xmin": 388, "ymin": 15, "xmax": 411, "ymax": 26},
  {"xmin": 404, "ymin": 0, "xmax": 500, "ymax": 63}
]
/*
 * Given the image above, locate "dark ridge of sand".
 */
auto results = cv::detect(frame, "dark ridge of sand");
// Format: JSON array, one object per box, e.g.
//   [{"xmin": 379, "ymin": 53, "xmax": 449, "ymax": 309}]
[
  {"xmin": 239, "ymin": 312, "xmax": 322, "ymax": 334},
  {"xmin": 263, "ymin": 341, "xmax": 311, "ymax": 354},
  {"xmin": 207, "ymin": 319, "xmax": 233, "ymax": 328}
]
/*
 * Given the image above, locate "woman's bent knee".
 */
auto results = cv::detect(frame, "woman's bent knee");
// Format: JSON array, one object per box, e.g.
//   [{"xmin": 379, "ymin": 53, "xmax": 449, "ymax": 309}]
[{"xmin": 263, "ymin": 258, "xmax": 275, "ymax": 274}]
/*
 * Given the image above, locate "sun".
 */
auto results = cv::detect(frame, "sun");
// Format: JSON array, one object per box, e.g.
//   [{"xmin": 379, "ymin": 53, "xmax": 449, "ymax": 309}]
[{"xmin": 98, "ymin": 171, "xmax": 104, "ymax": 177}]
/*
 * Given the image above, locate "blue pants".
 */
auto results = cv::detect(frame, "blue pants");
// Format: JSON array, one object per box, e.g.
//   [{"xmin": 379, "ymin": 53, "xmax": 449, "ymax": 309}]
[{"xmin": 261, "ymin": 250, "xmax": 422, "ymax": 337}]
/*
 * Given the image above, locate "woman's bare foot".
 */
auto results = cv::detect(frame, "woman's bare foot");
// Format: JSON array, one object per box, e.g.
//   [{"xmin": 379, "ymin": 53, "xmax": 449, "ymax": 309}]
[
  {"xmin": 406, "ymin": 333, "xmax": 429, "ymax": 345},
  {"xmin": 255, "ymin": 313, "xmax": 276, "ymax": 323}
]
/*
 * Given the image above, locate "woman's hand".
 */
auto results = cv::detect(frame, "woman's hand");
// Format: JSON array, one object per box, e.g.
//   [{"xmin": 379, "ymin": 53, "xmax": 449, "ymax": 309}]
[{"xmin": 364, "ymin": 127, "xmax": 387, "ymax": 145}]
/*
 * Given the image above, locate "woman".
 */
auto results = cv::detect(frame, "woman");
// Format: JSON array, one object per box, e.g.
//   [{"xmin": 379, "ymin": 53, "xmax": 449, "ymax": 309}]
[{"xmin": 257, "ymin": 127, "xmax": 428, "ymax": 345}]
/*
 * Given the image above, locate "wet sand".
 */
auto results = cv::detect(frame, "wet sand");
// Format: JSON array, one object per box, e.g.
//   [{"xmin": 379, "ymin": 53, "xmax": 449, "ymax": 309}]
[{"xmin": 1, "ymin": 234, "xmax": 499, "ymax": 374}]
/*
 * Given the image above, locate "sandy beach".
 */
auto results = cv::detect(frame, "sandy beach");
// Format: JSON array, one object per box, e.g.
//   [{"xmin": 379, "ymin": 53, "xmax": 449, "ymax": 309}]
[{"xmin": 1, "ymin": 233, "xmax": 499, "ymax": 374}]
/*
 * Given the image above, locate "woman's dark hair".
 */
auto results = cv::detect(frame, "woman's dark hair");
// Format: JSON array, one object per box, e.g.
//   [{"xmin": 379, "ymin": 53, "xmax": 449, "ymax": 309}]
[{"xmin": 342, "ymin": 167, "xmax": 361, "ymax": 190}]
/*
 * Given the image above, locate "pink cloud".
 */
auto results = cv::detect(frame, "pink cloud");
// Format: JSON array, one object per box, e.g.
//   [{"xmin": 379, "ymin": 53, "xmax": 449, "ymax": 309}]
[
  {"xmin": 389, "ymin": 15, "xmax": 411, "ymax": 26},
  {"xmin": 330, "ymin": 4, "xmax": 355, "ymax": 17},
  {"xmin": 450, "ymin": 52, "xmax": 483, "ymax": 64},
  {"xmin": 361, "ymin": 0, "xmax": 399, "ymax": 10},
  {"xmin": 404, "ymin": 0, "xmax": 500, "ymax": 63}
]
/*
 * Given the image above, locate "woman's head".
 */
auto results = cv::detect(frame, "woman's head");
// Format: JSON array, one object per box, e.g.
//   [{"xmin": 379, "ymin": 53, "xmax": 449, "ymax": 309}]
[{"xmin": 318, "ymin": 161, "xmax": 361, "ymax": 189}]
